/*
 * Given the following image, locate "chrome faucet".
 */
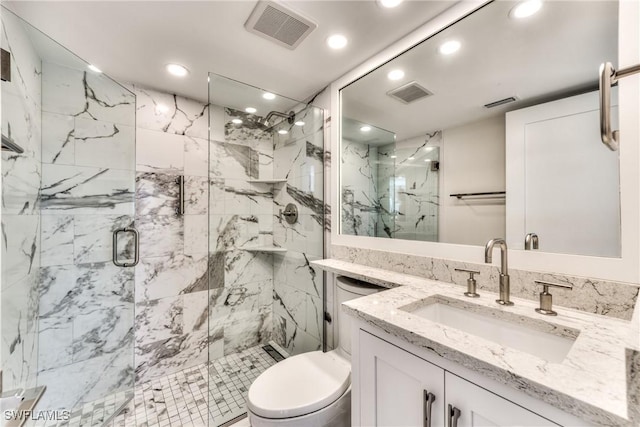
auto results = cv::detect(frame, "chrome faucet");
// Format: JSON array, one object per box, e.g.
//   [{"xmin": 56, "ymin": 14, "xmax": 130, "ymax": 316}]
[{"xmin": 484, "ymin": 238, "xmax": 514, "ymax": 306}]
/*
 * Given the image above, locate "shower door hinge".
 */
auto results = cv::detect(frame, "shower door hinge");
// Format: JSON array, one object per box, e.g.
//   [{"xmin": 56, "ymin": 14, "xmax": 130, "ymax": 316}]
[{"xmin": 1, "ymin": 48, "xmax": 11, "ymax": 82}]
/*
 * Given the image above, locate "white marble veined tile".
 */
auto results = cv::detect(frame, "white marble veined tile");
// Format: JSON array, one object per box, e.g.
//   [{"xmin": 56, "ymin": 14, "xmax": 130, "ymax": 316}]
[
  {"xmin": 74, "ymin": 117, "xmax": 135, "ymax": 170},
  {"xmin": 224, "ymin": 109, "xmax": 272, "ymax": 149},
  {"xmin": 224, "ymin": 249, "xmax": 272, "ymax": 288},
  {"xmin": 273, "ymin": 281, "xmax": 307, "ymax": 332},
  {"xmin": 41, "ymin": 163, "xmax": 135, "ymax": 214},
  {"xmin": 210, "ymin": 103, "xmax": 226, "ymax": 142},
  {"xmin": 184, "ymin": 136, "xmax": 208, "ymax": 177},
  {"xmin": 36, "ymin": 348, "xmax": 133, "ymax": 411},
  {"xmin": 184, "ymin": 214, "xmax": 208, "ymax": 255},
  {"xmin": 42, "ymin": 112, "xmax": 75, "ymax": 165},
  {"xmin": 37, "ymin": 316, "xmax": 73, "ymax": 372},
  {"xmin": 185, "ymin": 176, "xmax": 208, "ymax": 215},
  {"xmin": 135, "ymin": 253, "xmax": 208, "ymax": 302},
  {"xmin": 134, "ymin": 320, "xmax": 208, "ymax": 382},
  {"xmin": 0, "ymin": 215, "xmax": 39, "ymax": 288},
  {"xmin": 223, "ymin": 308, "xmax": 272, "ymax": 356},
  {"xmin": 72, "ymin": 304, "xmax": 133, "ymax": 363},
  {"xmin": 209, "ymin": 178, "xmax": 225, "ymax": 215},
  {"xmin": 136, "ymin": 214, "xmax": 183, "ymax": 258},
  {"xmin": 273, "ymin": 138, "xmax": 305, "ymax": 180},
  {"xmin": 136, "ymin": 128, "xmax": 184, "ymax": 174},
  {"xmin": 1, "ymin": 152, "xmax": 41, "ymax": 215},
  {"xmin": 274, "ymin": 251, "xmax": 322, "ymax": 297},
  {"xmin": 182, "ymin": 290, "xmax": 209, "ymax": 333},
  {"xmin": 40, "ymin": 214, "xmax": 74, "ymax": 266},
  {"xmin": 135, "ymin": 296, "xmax": 183, "ymax": 347},
  {"xmin": 134, "ymin": 85, "xmax": 208, "ymax": 139},
  {"xmin": 43, "ymin": 62, "xmax": 134, "ymax": 126},
  {"xmin": 209, "ymin": 214, "xmax": 258, "ymax": 252},
  {"xmin": 136, "ymin": 172, "xmax": 179, "ymax": 216},
  {"xmin": 305, "ymin": 294, "xmax": 323, "ymax": 341},
  {"xmin": 208, "ymin": 140, "xmax": 226, "ymax": 179},
  {"xmin": 220, "ymin": 142, "xmax": 259, "ymax": 180},
  {"xmin": 74, "ymin": 214, "xmax": 134, "ymax": 264}
]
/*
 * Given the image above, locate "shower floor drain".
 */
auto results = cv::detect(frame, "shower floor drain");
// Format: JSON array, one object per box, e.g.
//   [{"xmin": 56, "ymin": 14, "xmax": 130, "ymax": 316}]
[{"xmin": 262, "ymin": 344, "xmax": 286, "ymax": 362}]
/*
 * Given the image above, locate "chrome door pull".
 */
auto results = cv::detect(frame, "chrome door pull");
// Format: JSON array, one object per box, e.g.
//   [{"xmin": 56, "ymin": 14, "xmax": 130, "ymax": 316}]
[
  {"xmin": 175, "ymin": 175, "xmax": 185, "ymax": 216},
  {"xmin": 447, "ymin": 404, "xmax": 461, "ymax": 427},
  {"xmin": 599, "ymin": 61, "xmax": 640, "ymax": 151},
  {"xmin": 112, "ymin": 227, "xmax": 139, "ymax": 267},
  {"xmin": 423, "ymin": 390, "xmax": 436, "ymax": 427}
]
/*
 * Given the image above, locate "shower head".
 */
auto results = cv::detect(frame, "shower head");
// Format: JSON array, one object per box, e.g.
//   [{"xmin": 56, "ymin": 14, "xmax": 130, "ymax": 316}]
[{"xmin": 262, "ymin": 110, "xmax": 296, "ymax": 128}]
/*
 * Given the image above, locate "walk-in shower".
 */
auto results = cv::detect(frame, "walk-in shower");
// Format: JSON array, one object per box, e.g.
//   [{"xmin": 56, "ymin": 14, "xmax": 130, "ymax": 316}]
[{"xmin": 1, "ymin": 8, "xmax": 326, "ymax": 426}]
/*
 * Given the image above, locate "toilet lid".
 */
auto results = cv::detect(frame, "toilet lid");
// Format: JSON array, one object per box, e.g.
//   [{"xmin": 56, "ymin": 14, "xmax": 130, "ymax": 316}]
[{"xmin": 247, "ymin": 350, "xmax": 350, "ymax": 419}]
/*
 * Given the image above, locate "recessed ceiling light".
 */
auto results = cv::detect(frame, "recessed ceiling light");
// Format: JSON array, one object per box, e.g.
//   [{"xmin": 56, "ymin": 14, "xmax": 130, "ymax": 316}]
[
  {"xmin": 408, "ymin": 157, "xmax": 415, "ymax": 160},
  {"xmin": 327, "ymin": 34, "xmax": 348, "ymax": 50},
  {"xmin": 378, "ymin": 0, "xmax": 403, "ymax": 8},
  {"xmin": 232, "ymin": 119, "xmax": 243, "ymax": 124},
  {"xmin": 263, "ymin": 92, "xmax": 276, "ymax": 100},
  {"xmin": 510, "ymin": 0, "xmax": 543, "ymax": 19},
  {"xmin": 390, "ymin": 155, "xmax": 397, "ymax": 159},
  {"xmin": 360, "ymin": 125, "xmax": 372, "ymax": 132},
  {"xmin": 439, "ymin": 40, "xmax": 461, "ymax": 56},
  {"xmin": 245, "ymin": 107, "xmax": 257, "ymax": 114},
  {"xmin": 155, "ymin": 103, "xmax": 170, "ymax": 114},
  {"xmin": 166, "ymin": 63, "xmax": 189, "ymax": 77},
  {"xmin": 424, "ymin": 159, "xmax": 431, "ymax": 162},
  {"xmin": 88, "ymin": 64, "xmax": 102, "ymax": 73},
  {"xmin": 278, "ymin": 129, "xmax": 289, "ymax": 135},
  {"xmin": 424, "ymin": 147, "xmax": 434, "ymax": 152},
  {"xmin": 295, "ymin": 121, "xmax": 305, "ymax": 126},
  {"xmin": 387, "ymin": 69, "xmax": 405, "ymax": 81}
]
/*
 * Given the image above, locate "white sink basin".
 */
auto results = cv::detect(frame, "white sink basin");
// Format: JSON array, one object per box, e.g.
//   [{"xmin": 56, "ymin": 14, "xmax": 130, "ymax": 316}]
[{"xmin": 406, "ymin": 300, "xmax": 577, "ymax": 363}]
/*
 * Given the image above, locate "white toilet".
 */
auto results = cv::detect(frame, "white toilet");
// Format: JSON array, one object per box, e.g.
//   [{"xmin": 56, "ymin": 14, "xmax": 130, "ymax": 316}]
[{"xmin": 247, "ymin": 276, "xmax": 382, "ymax": 427}]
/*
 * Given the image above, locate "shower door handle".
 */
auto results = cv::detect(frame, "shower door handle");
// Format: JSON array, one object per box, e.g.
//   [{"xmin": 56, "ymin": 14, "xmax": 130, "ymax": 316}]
[{"xmin": 112, "ymin": 227, "xmax": 139, "ymax": 267}]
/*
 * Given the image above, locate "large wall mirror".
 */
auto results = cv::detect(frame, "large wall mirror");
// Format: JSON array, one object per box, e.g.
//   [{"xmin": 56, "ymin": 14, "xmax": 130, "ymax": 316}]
[{"xmin": 339, "ymin": 0, "xmax": 622, "ymax": 259}]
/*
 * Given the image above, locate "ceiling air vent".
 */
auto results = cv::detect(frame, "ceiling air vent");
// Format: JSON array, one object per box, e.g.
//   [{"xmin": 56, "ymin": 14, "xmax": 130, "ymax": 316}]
[
  {"xmin": 484, "ymin": 96, "xmax": 518, "ymax": 108},
  {"xmin": 387, "ymin": 82, "xmax": 433, "ymax": 104},
  {"xmin": 245, "ymin": 1, "xmax": 317, "ymax": 50}
]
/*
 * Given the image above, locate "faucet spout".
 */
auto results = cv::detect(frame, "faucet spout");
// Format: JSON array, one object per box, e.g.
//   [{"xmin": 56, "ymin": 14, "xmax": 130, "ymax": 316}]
[{"xmin": 484, "ymin": 238, "xmax": 513, "ymax": 306}]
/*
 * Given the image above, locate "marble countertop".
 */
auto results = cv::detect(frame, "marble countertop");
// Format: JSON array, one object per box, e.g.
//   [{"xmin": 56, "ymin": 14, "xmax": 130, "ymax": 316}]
[{"xmin": 312, "ymin": 259, "xmax": 640, "ymax": 426}]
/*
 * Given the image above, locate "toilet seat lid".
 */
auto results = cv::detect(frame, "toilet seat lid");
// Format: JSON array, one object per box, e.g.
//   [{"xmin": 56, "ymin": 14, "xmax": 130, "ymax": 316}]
[{"xmin": 248, "ymin": 350, "xmax": 350, "ymax": 419}]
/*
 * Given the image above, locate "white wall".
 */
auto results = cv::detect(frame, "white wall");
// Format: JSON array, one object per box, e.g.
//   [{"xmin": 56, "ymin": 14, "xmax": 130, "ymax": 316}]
[{"xmin": 440, "ymin": 116, "xmax": 506, "ymax": 246}]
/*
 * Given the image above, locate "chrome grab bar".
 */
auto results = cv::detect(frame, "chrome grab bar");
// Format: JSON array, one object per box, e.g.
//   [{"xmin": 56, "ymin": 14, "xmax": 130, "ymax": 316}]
[
  {"xmin": 112, "ymin": 227, "xmax": 139, "ymax": 267},
  {"xmin": 176, "ymin": 175, "xmax": 185, "ymax": 216},
  {"xmin": 599, "ymin": 61, "xmax": 640, "ymax": 151}
]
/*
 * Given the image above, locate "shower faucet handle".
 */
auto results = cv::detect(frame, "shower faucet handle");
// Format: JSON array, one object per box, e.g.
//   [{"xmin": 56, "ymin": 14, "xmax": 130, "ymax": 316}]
[{"xmin": 455, "ymin": 268, "xmax": 480, "ymax": 298}]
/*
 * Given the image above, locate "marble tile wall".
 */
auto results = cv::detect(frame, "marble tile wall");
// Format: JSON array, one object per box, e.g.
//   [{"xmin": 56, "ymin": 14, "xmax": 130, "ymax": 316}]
[
  {"xmin": 377, "ymin": 132, "xmax": 440, "ymax": 241},
  {"xmin": 208, "ymin": 107, "xmax": 275, "ymax": 362},
  {"xmin": 340, "ymin": 140, "xmax": 379, "ymax": 237},
  {"xmin": 131, "ymin": 85, "xmax": 210, "ymax": 383},
  {"xmin": 1, "ymin": 11, "xmax": 42, "ymax": 394},
  {"xmin": 37, "ymin": 62, "xmax": 136, "ymax": 411},
  {"xmin": 272, "ymin": 106, "xmax": 326, "ymax": 355},
  {"xmin": 331, "ymin": 245, "xmax": 640, "ymax": 320}
]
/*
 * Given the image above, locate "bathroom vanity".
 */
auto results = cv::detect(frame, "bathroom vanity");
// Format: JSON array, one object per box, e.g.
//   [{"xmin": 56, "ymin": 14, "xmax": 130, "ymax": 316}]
[{"xmin": 312, "ymin": 259, "xmax": 640, "ymax": 427}]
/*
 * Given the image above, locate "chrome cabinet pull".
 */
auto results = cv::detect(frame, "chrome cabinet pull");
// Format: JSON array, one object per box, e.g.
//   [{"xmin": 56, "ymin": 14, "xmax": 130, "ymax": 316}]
[
  {"xmin": 112, "ymin": 227, "xmax": 139, "ymax": 267},
  {"xmin": 524, "ymin": 233, "xmax": 539, "ymax": 250},
  {"xmin": 175, "ymin": 175, "xmax": 185, "ymax": 216},
  {"xmin": 423, "ymin": 390, "xmax": 436, "ymax": 427},
  {"xmin": 599, "ymin": 61, "xmax": 640, "ymax": 151},
  {"xmin": 447, "ymin": 404, "xmax": 461, "ymax": 427}
]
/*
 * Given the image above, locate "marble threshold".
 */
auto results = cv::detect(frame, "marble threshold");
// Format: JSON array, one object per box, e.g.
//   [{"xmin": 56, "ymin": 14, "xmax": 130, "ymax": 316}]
[{"xmin": 311, "ymin": 258, "xmax": 640, "ymax": 426}]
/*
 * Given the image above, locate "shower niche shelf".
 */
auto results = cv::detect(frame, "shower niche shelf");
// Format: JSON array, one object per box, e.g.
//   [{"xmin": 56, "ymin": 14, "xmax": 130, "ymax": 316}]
[
  {"xmin": 248, "ymin": 179, "xmax": 287, "ymax": 184},
  {"xmin": 241, "ymin": 246, "xmax": 287, "ymax": 253}
]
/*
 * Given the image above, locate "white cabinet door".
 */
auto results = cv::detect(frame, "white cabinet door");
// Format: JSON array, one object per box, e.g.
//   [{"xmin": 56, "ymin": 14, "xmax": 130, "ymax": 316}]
[
  {"xmin": 359, "ymin": 331, "xmax": 445, "ymax": 427},
  {"xmin": 445, "ymin": 373, "xmax": 558, "ymax": 427}
]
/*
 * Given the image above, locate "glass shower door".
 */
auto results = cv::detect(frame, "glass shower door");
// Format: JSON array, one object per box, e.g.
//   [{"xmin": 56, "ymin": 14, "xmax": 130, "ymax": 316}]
[{"xmin": 1, "ymin": 8, "xmax": 137, "ymax": 425}]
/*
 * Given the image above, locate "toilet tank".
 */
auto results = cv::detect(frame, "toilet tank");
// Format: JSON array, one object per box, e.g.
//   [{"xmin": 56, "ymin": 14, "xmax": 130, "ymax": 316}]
[{"xmin": 335, "ymin": 276, "xmax": 382, "ymax": 357}]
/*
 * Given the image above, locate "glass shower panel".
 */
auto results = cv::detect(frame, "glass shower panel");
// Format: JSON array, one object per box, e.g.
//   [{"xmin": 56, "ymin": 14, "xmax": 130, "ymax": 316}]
[
  {"xmin": 208, "ymin": 73, "xmax": 325, "ymax": 426},
  {"xmin": 1, "ymin": 8, "xmax": 136, "ymax": 424}
]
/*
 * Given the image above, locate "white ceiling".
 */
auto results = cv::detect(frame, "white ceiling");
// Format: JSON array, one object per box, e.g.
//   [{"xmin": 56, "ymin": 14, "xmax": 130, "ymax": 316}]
[
  {"xmin": 341, "ymin": 0, "xmax": 617, "ymax": 141},
  {"xmin": 4, "ymin": 0, "xmax": 454, "ymax": 103}
]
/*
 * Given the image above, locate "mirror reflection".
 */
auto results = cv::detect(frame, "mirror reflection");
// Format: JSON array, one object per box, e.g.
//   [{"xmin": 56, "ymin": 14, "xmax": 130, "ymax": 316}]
[{"xmin": 340, "ymin": 0, "xmax": 620, "ymax": 257}]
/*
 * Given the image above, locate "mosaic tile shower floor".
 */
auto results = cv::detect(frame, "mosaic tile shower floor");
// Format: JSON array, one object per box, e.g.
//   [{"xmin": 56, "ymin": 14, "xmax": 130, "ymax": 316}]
[{"xmin": 32, "ymin": 345, "xmax": 279, "ymax": 427}]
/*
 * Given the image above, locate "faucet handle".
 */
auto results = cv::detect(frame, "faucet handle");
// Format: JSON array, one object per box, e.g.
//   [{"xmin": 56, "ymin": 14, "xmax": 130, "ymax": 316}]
[
  {"xmin": 534, "ymin": 280, "xmax": 572, "ymax": 316},
  {"xmin": 455, "ymin": 268, "xmax": 480, "ymax": 298}
]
